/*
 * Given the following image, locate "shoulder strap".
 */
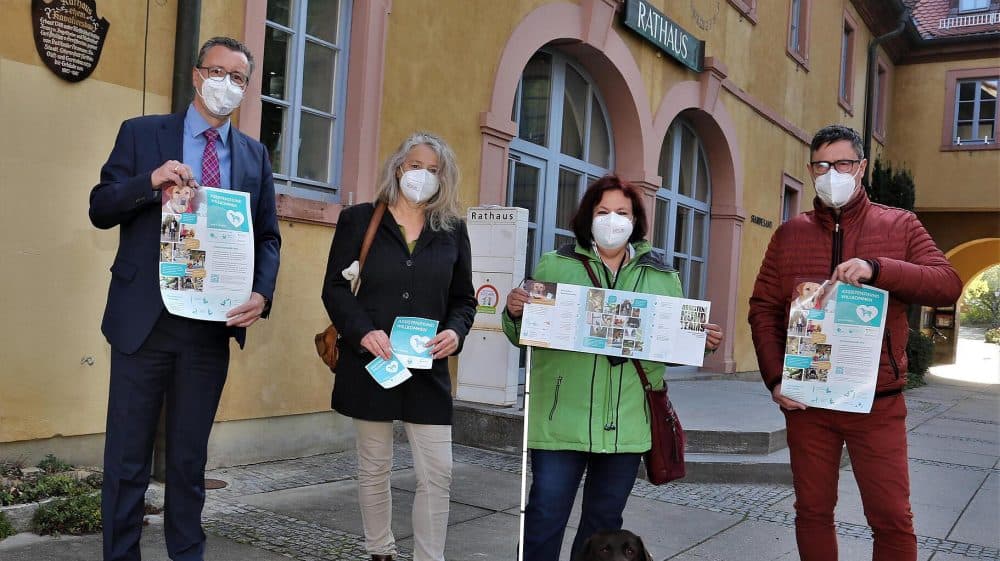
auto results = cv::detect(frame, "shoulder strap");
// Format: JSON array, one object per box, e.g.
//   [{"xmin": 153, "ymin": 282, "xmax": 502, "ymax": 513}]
[
  {"xmin": 358, "ymin": 202, "xmax": 386, "ymax": 271},
  {"xmin": 572, "ymin": 252, "xmax": 603, "ymax": 288}
]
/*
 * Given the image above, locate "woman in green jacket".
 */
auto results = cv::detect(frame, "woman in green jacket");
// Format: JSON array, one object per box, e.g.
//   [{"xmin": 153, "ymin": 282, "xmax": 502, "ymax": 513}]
[{"xmin": 503, "ymin": 176, "xmax": 722, "ymax": 561}]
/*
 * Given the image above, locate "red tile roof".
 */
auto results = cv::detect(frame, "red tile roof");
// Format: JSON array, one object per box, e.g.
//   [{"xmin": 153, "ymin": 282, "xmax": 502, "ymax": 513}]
[{"xmin": 906, "ymin": 0, "xmax": 1000, "ymax": 39}]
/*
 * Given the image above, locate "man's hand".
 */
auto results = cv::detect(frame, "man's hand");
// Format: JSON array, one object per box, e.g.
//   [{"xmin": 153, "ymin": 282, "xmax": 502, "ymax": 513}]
[
  {"xmin": 428, "ymin": 329, "xmax": 460, "ymax": 360},
  {"xmin": 772, "ymin": 384, "xmax": 807, "ymax": 410},
  {"xmin": 703, "ymin": 323, "xmax": 723, "ymax": 352},
  {"xmin": 360, "ymin": 330, "xmax": 392, "ymax": 360},
  {"xmin": 152, "ymin": 160, "xmax": 198, "ymax": 190},
  {"xmin": 830, "ymin": 258, "xmax": 873, "ymax": 287},
  {"xmin": 226, "ymin": 292, "xmax": 267, "ymax": 327},
  {"xmin": 505, "ymin": 287, "xmax": 529, "ymax": 319}
]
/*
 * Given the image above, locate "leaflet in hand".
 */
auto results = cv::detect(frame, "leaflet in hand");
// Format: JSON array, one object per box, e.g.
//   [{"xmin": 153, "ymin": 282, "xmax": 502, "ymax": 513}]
[
  {"xmin": 159, "ymin": 186, "xmax": 254, "ymax": 321},
  {"xmin": 517, "ymin": 280, "xmax": 711, "ymax": 367},
  {"xmin": 390, "ymin": 316, "xmax": 439, "ymax": 369},
  {"xmin": 780, "ymin": 280, "xmax": 888, "ymax": 413},
  {"xmin": 365, "ymin": 355, "xmax": 413, "ymax": 389}
]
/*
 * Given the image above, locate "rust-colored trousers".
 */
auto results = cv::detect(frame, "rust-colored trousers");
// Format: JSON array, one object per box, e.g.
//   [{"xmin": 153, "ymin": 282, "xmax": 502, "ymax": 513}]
[{"xmin": 784, "ymin": 394, "xmax": 916, "ymax": 561}]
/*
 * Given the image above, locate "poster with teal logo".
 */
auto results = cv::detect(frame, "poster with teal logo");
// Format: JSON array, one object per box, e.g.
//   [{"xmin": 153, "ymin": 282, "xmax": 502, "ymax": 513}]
[
  {"xmin": 390, "ymin": 317, "xmax": 438, "ymax": 369},
  {"xmin": 206, "ymin": 189, "xmax": 251, "ymax": 232},
  {"xmin": 834, "ymin": 284, "xmax": 886, "ymax": 327}
]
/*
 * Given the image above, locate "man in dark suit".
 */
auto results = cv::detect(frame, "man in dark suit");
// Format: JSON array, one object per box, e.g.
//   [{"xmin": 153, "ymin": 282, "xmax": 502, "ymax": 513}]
[{"xmin": 89, "ymin": 37, "xmax": 280, "ymax": 561}]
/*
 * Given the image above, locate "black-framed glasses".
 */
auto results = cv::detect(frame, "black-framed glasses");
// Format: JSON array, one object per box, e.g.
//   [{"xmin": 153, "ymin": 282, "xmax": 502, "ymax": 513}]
[
  {"xmin": 197, "ymin": 66, "xmax": 249, "ymax": 88},
  {"xmin": 809, "ymin": 159, "xmax": 861, "ymax": 174}
]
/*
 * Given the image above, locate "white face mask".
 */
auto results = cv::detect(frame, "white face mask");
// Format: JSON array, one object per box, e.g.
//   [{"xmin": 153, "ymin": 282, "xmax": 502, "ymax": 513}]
[
  {"xmin": 592, "ymin": 212, "xmax": 634, "ymax": 250},
  {"xmin": 399, "ymin": 169, "xmax": 439, "ymax": 204},
  {"xmin": 198, "ymin": 75, "xmax": 245, "ymax": 117},
  {"xmin": 815, "ymin": 168, "xmax": 860, "ymax": 209}
]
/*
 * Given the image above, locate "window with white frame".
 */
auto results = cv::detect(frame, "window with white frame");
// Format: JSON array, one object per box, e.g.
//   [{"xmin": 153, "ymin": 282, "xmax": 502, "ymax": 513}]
[
  {"xmin": 653, "ymin": 117, "xmax": 711, "ymax": 300},
  {"xmin": 958, "ymin": 0, "xmax": 990, "ymax": 13},
  {"xmin": 260, "ymin": 0, "xmax": 352, "ymax": 201},
  {"xmin": 508, "ymin": 50, "xmax": 614, "ymax": 269},
  {"xmin": 954, "ymin": 77, "xmax": 997, "ymax": 144}
]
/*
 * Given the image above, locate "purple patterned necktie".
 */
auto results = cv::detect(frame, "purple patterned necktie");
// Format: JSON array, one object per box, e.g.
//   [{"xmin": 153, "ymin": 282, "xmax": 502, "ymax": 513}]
[{"xmin": 202, "ymin": 128, "xmax": 221, "ymax": 187}]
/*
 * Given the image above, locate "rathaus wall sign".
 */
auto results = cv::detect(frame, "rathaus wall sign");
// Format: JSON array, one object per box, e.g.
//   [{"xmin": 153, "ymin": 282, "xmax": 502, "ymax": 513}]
[
  {"xmin": 623, "ymin": 0, "xmax": 704, "ymax": 73},
  {"xmin": 32, "ymin": 0, "xmax": 110, "ymax": 83}
]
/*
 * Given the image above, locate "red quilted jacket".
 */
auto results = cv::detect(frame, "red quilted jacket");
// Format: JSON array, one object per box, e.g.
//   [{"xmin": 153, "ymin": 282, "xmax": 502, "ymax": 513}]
[{"xmin": 748, "ymin": 191, "xmax": 962, "ymax": 395}]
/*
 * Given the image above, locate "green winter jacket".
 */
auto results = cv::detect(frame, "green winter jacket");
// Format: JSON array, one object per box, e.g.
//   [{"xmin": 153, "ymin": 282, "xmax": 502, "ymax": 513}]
[{"xmin": 502, "ymin": 242, "xmax": 683, "ymax": 453}]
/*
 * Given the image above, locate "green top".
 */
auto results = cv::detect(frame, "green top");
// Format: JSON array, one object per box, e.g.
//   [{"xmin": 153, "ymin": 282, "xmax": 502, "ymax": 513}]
[
  {"xmin": 502, "ymin": 241, "xmax": 683, "ymax": 454},
  {"xmin": 398, "ymin": 225, "xmax": 417, "ymax": 253}
]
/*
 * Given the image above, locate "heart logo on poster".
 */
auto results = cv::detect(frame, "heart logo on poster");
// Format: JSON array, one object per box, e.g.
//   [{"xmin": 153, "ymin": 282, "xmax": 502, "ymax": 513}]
[
  {"xmin": 410, "ymin": 335, "xmax": 431, "ymax": 353},
  {"xmin": 226, "ymin": 210, "xmax": 245, "ymax": 228},
  {"xmin": 856, "ymin": 305, "xmax": 879, "ymax": 323},
  {"xmin": 385, "ymin": 361, "xmax": 399, "ymax": 373}
]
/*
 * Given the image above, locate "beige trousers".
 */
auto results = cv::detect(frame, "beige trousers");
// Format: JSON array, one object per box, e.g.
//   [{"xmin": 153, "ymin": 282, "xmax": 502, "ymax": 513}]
[{"xmin": 354, "ymin": 419, "xmax": 453, "ymax": 561}]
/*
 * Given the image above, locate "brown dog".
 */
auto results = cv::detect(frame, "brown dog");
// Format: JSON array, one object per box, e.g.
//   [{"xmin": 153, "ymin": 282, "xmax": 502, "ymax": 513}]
[{"xmin": 577, "ymin": 529, "xmax": 653, "ymax": 561}]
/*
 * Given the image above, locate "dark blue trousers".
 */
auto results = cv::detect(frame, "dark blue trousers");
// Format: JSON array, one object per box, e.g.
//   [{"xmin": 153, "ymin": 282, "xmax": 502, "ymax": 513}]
[
  {"xmin": 102, "ymin": 312, "xmax": 230, "ymax": 561},
  {"xmin": 523, "ymin": 449, "xmax": 642, "ymax": 561}
]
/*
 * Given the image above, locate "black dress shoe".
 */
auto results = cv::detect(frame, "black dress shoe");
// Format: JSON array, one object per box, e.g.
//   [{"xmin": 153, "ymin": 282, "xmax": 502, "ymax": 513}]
[{"xmin": 371, "ymin": 555, "xmax": 393, "ymax": 561}]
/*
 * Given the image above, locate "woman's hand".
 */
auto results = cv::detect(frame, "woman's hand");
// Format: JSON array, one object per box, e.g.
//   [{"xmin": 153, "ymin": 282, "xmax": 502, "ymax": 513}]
[
  {"xmin": 505, "ymin": 287, "xmax": 530, "ymax": 319},
  {"xmin": 772, "ymin": 384, "xmax": 807, "ymax": 410},
  {"xmin": 428, "ymin": 329, "xmax": 460, "ymax": 360},
  {"xmin": 703, "ymin": 323, "xmax": 723, "ymax": 352},
  {"xmin": 360, "ymin": 330, "xmax": 392, "ymax": 360}
]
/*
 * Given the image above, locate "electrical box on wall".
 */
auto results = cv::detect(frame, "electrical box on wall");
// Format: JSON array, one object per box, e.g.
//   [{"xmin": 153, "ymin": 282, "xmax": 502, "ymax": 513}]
[{"xmin": 456, "ymin": 207, "xmax": 529, "ymax": 406}]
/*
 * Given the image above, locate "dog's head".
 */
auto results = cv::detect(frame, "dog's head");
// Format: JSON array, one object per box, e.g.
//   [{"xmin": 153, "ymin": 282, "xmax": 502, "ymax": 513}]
[{"xmin": 578, "ymin": 529, "xmax": 652, "ymax": 561}]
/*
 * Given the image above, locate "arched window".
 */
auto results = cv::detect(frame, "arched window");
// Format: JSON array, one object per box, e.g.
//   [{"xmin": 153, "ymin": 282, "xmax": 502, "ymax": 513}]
[
  {"xmin": 507, "ymin": 50, "xmax": 614, "ymax": 268},
  {"xmin": 653, "ymin": 117, "xmax": 711, "ymax": 299}
]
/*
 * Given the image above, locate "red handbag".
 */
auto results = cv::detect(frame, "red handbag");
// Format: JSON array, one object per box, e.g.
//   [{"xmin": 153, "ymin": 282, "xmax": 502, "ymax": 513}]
[{"xmin": 575, "ymin": 253, "xmax": 687, "ymax": 484}]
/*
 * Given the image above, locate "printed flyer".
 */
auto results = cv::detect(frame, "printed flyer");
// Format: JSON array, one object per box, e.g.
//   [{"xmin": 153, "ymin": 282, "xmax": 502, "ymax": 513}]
[
  {"xmin": 159, "ymin": 186, "xmax": 254, "ymax": 321},
  {"xmin": 390, "ymin": 316, "xmax": 439, "ymax": 369},
  {"xmin": 779, "ymin": 280, "xmax": 889, "ymax": 413},
  {"xmin": 518, "ymin": 280, "xmax": 711, "ymax": 367},
  {"xmin": 365, "ymin": 355, "xmax": 413, "ymax": 389}
]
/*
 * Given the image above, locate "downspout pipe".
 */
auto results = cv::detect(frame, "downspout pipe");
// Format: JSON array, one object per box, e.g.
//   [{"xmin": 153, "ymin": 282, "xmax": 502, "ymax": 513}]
[
  {"xmin": 862, "ymin": 9, "xmax": 909, "ymax": 187},
  {"xmin": 171, "ymin": 0, "xmax": 202, "ymax": 114}
]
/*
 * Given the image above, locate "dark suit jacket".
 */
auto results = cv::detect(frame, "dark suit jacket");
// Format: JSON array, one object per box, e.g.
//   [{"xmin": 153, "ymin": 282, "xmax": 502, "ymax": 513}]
[
  {"xmin": 322, "ymin": 203, "xmax": 476, "ymax": 424},
  {"xmin": 90, "ymin": 112, "xmax": 281, "ymax": 354}
]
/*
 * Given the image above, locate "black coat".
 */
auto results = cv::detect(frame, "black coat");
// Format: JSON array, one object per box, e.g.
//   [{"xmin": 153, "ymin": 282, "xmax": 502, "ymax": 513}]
[{"xmin": 322, "ymin": 203, "xmax": 476, "ymax": 424}]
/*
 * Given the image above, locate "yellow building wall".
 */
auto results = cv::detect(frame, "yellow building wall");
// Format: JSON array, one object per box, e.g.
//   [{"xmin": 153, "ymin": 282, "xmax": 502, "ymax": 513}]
[
  {"xmin": 884, "ymin": 57, "xmax": 1000, "ymax": 211},
  {"xmin": 0, "ymin": 1, "xmax": 339, "ymax": 444}
]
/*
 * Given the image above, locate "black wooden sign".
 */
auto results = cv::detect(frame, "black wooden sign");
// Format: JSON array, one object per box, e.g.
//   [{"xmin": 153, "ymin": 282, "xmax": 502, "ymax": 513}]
[{"xmin": 32, "ymin": 0, "xmax": 110, "ymax": 83}]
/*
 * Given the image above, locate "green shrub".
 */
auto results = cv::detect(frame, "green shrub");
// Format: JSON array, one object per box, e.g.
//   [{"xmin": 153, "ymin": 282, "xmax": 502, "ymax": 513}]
[
  {"xmin": 0, "ymin": 474, "xmax": 96, "ymax": 506},
  {"xmin": 32, "ymin": 493, "xmax": 102, "ymax": 536},
  {"xmin": 986, "ymin": 327, "xmax": 1000, "ymax": 345},
  {"xmin": 0, "ymin": 511, "xmax": 15, "ymax": 540},
  {"xmin": 906, "ymin": 329, "xmax": 934, "ymax": 389},
  {"xmin": 36, "ymin": 454, "xmax": 72, "ymax": 474}
]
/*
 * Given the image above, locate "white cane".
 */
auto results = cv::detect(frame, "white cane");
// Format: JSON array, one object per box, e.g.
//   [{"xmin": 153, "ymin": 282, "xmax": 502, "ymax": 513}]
[{"xmin": 517, "ymin": 345, "xmax": 532, "ymax": 561}]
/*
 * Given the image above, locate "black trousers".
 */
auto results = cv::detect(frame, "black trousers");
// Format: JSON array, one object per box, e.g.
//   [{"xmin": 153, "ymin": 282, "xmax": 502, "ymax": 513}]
[{"xmin": 102, "ymin": 312, "xmax": 229, "ymax": 561}]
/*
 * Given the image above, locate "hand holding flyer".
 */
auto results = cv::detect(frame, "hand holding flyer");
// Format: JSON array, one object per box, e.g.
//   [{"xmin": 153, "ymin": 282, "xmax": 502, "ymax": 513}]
[
  {"xmin": 518, "ymin": 280, "xmax": 711, "ymax": 367},
  {"xmin": 159, "ymin": 186, "xmax": 254, "ymax": 321},
  {"xmin": 780, "ymin": 280, "xmax": 888, "ymax": 413}
]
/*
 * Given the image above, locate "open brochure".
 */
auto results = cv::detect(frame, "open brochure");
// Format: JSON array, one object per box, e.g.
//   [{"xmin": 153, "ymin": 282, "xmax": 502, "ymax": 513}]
[
  {"xmin": 518, "ymin": 280, "xmax": 711, "ymax": 367},
  {"xmin": 159, "ymin": 186, "xmax": 254, "ymax": 321},
  {"xmin": 780, "ymin": 280, "xmax": 888, "ymax": 413}
]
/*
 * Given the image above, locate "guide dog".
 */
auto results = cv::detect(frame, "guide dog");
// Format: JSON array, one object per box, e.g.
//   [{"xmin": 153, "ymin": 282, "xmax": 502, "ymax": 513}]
[{"xmin": 577, "ymin": 529, "xmax": 653, "ymax": 561}]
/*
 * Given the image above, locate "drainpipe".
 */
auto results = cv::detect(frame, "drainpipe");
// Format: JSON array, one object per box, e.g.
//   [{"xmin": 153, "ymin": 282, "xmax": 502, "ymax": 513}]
[
  {"xmin": 862, "ymin": 9, "xmax": 909, "ymax": 187},
  {"xmin": 154, "ymin": 0, "xmax": 201, "ymax": 483},
  {"xmin": 171, "ymin": 0, "xmax": 202, "ymax": 113}
]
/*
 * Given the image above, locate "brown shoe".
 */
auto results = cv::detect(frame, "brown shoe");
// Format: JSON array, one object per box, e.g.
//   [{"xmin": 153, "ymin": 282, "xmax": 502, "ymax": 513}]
[{"xmin": 371, "ymin": 556, "xmax": 393, "ymax": 561}]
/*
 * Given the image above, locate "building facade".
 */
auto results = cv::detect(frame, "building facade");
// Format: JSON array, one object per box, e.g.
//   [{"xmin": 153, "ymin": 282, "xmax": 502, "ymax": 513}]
[{"xmin": 1, "ymin": 0, "xmax": 997, "ymax": 465}]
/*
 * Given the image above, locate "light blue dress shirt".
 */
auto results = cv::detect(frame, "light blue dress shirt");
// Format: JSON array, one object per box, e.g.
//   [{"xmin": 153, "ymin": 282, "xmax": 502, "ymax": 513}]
[{"xmin": 182, "ymin": 104, "xmax": 232, "ymax": 189}]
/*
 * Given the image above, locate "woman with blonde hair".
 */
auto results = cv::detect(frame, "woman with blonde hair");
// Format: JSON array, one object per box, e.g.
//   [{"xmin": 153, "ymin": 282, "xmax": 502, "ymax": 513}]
[{"xmin": 322, "ymin": 132, "xmax": 476, "ymax": 561}]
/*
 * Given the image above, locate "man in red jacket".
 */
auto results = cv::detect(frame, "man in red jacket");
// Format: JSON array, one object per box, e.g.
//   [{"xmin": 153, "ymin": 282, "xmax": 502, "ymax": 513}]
[{"xmin": 748, "ymin": 125, "xmax": 962, "ymax": 561}]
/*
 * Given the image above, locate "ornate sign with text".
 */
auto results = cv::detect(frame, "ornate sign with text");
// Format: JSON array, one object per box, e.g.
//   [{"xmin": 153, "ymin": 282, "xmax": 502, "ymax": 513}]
[{"xmin": 32, "ymin": 0, "xmax": 110, "ymax": 83}]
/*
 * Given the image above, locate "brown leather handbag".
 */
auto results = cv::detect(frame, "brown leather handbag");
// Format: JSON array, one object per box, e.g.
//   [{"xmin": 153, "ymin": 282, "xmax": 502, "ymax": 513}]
[
  {"xmin": 314, "ymin": 202, "xmax": 386, "ymax": 371},
  {"xmin": 574, "ymin": 253, "xmax": 687, "ymax": 484}
]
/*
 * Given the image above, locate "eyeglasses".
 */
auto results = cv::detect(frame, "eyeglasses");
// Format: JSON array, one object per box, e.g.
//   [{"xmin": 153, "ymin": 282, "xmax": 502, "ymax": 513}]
[
  {"xmin": 809, "ymin": 159, "xmax": 861, "ymax": 174},
  {"xmin": 197, "ymin": 66, "xmax": 249, "ymax": 88}
]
